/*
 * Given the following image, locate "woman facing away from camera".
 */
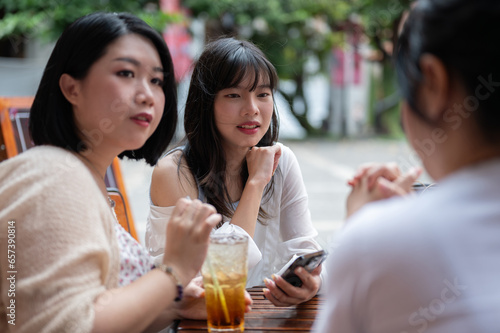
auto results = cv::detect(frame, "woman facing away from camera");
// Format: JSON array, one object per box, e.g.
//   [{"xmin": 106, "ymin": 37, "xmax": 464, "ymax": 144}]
[
  {"xmin": 0, "ymin": 12, "xmax": 255, "ymax": 333},
  {"xmin": 146, "ymin": 37, "xmax": 325, "ymax": 307},
  {"xmin": 314, "ymin": 0, "xmax": 500, "ymax": 332}
]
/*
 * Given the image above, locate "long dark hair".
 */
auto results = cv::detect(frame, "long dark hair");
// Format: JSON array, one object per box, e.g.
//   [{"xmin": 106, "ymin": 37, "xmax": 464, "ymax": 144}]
[
  {"xmin": 183, "ymin": 37, "xmax": 279, "ymax": 223},
  {"xmin": 29, "ymin": 12, "xmax": 177, "ymax": 166},
  {"xmin": 395, "ymin": 0, "xmax": 500, "ymax": 143}
]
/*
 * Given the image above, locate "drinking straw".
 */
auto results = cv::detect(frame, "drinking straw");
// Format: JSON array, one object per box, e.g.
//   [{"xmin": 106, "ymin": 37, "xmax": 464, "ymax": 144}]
[
  {"xmin": 188, "ymin": 195, "xmax": 229, "ymax": 321},
  {"xmin": 206, "ymin": 256, "xmax": 230, "ymax": 323}
]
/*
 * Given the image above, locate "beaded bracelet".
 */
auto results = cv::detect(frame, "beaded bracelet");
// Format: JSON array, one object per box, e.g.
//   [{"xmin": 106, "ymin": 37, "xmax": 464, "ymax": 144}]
[{"xmin": 156, "ymin": 264, "xmax": 183, "ymax": 302}]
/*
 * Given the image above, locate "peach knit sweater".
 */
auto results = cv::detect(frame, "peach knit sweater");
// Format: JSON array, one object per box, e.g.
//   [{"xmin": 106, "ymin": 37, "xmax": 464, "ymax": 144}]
[{"xmin": 0, "ymin": 146, "xmax": 119, "ymax": 332}]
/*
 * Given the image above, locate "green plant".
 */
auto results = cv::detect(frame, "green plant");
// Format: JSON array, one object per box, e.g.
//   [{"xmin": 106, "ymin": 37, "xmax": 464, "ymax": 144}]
[{"xmin": 0, "ymin": 0, "xmax": 180, "ymax": 42}]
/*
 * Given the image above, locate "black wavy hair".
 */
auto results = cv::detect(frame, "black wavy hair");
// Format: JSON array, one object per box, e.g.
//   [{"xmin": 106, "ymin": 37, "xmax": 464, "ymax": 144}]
[{"xmin": 182, "ymin": 37, "xmax": 279, "ymax": 223}]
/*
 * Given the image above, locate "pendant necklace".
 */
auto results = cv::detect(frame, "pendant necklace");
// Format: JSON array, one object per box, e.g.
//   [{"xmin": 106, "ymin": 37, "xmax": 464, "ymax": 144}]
[{"xmin": 79, "ymin": 154, "xmax": 115, "ymax": 208}]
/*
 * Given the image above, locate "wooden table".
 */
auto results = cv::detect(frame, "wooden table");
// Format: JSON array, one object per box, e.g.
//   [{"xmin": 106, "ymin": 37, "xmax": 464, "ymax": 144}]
[{"xmin": 172, "ymin": 287, "xmax": 323, "ymax": 332}]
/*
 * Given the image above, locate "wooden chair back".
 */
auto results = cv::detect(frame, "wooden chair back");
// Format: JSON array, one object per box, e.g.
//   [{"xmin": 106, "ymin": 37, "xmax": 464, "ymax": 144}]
[
  {"xmin": 107, "ymin": 187, "xmax": 138, "ymax": 240},
  {"xmin": 0, "ymin": 97, "xmax": 33, "ymax": 160}
]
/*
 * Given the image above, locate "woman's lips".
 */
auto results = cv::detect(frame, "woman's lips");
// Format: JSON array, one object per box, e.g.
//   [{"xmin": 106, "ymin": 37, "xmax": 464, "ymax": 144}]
[
  {"xmin": 131, "ymin": 113, "xmax": 152, "ymax": 128},
  {"xmin": 237, "ymin": 122, "xmax": 260, "ymax": 134}
]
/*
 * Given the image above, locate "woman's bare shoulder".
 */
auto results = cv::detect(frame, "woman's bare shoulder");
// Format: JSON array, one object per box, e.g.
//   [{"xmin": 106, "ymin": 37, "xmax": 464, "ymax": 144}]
[{"xmin": 150, "ymin": 151, "xmax": 198, "ymax": 206}]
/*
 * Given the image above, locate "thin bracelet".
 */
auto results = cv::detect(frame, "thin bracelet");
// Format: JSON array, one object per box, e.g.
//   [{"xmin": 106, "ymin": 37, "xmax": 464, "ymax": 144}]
[{"xmin": 156, "ymin": 264, "xmax": 183, "ymax": 302}]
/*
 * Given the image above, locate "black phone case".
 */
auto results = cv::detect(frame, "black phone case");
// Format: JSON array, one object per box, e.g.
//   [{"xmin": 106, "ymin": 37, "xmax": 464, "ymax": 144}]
[{"xmin": 280, "ymin": 251, "xmax": 327, "ymax": 287}]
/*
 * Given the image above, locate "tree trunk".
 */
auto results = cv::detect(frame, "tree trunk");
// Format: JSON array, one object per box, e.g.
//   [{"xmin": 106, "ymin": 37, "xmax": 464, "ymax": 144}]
[{"xmin": 278, "ymin": 76, "xmax": 322, "ymax": 136}]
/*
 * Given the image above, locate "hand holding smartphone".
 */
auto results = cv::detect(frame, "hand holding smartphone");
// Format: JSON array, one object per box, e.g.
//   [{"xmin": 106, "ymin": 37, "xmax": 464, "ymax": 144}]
[{"xmin": 277, "ymin": 250, "xmax": 327, "ymax": 287}]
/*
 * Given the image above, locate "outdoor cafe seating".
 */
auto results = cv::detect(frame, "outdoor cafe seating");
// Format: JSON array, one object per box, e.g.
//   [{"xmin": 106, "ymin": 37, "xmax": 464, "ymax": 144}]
[{"xmin": 1, "ymin": 96, "xmax": 324, "ymax": 332}]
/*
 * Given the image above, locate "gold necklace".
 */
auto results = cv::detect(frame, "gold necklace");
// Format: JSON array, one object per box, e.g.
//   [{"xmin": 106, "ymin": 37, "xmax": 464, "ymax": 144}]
[{"xmin": 79, "ymin": 154, "xmax": 115, "ymax": 208}]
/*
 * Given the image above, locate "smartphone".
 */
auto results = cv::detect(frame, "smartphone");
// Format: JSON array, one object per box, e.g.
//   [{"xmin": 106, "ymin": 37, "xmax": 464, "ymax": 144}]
[
  {"xmin": 412, "ymin": 182, "xmax": 437, "ymax": 195},
  {"xmin": 279, "ymin": 250, "xmax": 327, "ymax": 287}
]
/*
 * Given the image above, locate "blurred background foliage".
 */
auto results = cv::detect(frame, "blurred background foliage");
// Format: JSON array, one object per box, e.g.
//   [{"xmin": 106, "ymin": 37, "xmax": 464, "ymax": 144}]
[
  {"xmin": 0, "ymin": 0, "xmax": 180, "ymax": 42},
  {"xmin": 354, "ymin": 0, "xmax": 412, "ymax": 137},
  {"xmin": 0, "ymin": 0, "xmax": 412, "ymax": 137},
  {"xmin": 185, "ymin": 0, "xmax": 351, "ymax": 134},
  {"xmin": 184, "ymin": 0, "xmax": 411, "ymax": 136}
]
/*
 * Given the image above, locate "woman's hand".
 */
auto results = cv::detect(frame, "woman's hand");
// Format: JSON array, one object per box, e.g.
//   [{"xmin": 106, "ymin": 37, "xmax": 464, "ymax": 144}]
[
  {"xmin": 175, "ymin": 276, "xmax": 253, "ymax": 320},
  {"xmin": 246, "ymin": 145, "xmax": 282, "ymax": 188},
  {"xmin": 347, "ymin": 162, "xmax": 402, "ymax": 189},
  {"xmin": 262, "ymin": 265, "xmax": 322, "ymax": 307},
  {"xmin": 244, "ymin": 290, "xmax": 253, "ymax": 313},
  {"xmin": 163, "ymin": 198, "xmax": 222, "ymax": 285},
  {"xmin": 346, "ymin": 163, "xmax": 422, "ymax": 218},
  {"xmin": 174, "ymin": 276, "xmax": 207, "ymax": 320},
  {"xmin": 233, "ymin": 145, "xmax": 281, "ymax": 237}
]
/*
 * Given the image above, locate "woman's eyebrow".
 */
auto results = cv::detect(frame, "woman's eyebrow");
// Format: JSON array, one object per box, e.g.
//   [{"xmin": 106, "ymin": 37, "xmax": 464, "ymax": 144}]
[{"xmin": 113, "ymin": 57, "xmax": 164, "ymax": 73}]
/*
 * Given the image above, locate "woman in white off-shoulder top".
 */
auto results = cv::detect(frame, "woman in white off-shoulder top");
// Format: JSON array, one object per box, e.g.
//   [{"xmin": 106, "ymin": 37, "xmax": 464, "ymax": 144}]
[{"xmin": 146, "ymin": 37, "xmax": 325, "ymax": 307}]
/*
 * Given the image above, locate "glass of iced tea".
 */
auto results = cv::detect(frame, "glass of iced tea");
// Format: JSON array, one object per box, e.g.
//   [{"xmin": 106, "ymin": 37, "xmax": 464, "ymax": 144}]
[{"xmin": 201, "ymin": 233, "xmax": 248, "ymax": 333}]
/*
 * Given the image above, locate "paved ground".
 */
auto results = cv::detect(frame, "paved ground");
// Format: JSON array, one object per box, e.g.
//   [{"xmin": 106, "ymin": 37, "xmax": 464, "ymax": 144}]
[{"xmin": 120, "ymin": 137, "xmax": 430, "ymax": 250}]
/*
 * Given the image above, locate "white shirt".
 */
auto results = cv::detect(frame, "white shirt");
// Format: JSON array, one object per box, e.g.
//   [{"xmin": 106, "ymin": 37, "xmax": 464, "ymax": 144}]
[
  {"xmin": 146, "ymin": 143, "xmax": 325, "ymax": 288},
  {"xmin": 314, "ymin": 158, "xmax": 500, "ymax": 333}
]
